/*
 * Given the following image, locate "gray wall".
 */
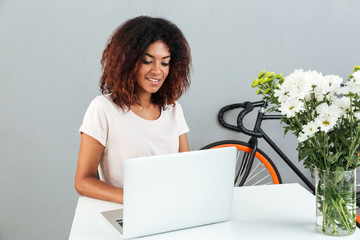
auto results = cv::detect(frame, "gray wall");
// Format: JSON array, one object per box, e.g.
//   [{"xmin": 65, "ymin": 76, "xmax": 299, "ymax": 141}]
[{"xmin": 1, "ymin": 0, "xmax": 359, "ymax": 239}]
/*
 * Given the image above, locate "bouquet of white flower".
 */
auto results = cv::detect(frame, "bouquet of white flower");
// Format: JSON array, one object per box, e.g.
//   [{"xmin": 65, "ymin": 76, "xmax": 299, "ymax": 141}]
[
  {"xmin": 252, "ymin": 66, "xmax": 360, "ymax": 173},
  {"xmin": 251, "ymin": 66, "xmax": 360, "ymax": 236}
]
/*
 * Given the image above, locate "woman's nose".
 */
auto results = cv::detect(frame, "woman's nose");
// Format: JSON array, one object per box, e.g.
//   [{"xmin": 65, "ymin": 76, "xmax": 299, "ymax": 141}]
[{"xmin": 151, "ymin": 62, "xmax": 161, "ymax": 74}]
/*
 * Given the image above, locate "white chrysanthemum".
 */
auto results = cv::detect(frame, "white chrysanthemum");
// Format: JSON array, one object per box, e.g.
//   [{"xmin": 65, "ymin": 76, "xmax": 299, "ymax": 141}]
[
  {"xmin": 325, "ymin": 74, "xmax": 343, "ymax": 85},
  {"xmin": 316, "ymin": 103, "xmax": 341, "ymax": 119},
  {"xmin": 281, "ymin": 69, "xmax": 313, "ymax": 100},
  {"xmin": 333, "ymin": 97, "xmax": 351, "ymax": 116},
  {"xmin": 297, "ymin": 132, "xmax": 309, "ymax": 143},
  {"xmin": 278, "ymin": 99, "xmax": 305, "ymax": 117},
  {"xmin": 353, "ymin": 71, "xmax": 360, "ymax": 81},
  {"xmin": 340, "ymin": 80, "xmax": 360, "ymax": 95},
  {"xmin": 315, "ymin": 103, "xmax": 340, "ymax": 132},
  {"xmin": 274, "ymin": 88, "xmax": 288, "ymax": 103},
  {"xmin": 338, "ymin": 85, "xmax": 351, "ymax": 95},
  {"xmin": 297, "ymin": 121, "xmax": 319, "ymax": 143},
  {"xmin": 311, "ymin": 72, "xmax": 330, "ymax": 101},
  {"xmin": 315, "ymin": 114, "xmax": 338, "ymax": 132},
  {"xmin": 302, "ymin": 121, "xmax": 319, "ymax": 137},
  {"xmin": 325, "ymin": 74, "xmax": 343, "ymax": 96}
]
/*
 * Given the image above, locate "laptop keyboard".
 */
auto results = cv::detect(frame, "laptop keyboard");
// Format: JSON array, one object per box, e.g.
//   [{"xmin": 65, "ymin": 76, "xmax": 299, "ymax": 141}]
[{"xmin": 116, "ymin": 219, "xmax": 123, "ymax": 227}]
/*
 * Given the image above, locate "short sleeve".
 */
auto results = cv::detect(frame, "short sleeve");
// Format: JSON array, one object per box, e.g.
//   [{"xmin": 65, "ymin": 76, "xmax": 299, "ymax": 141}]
[
  {"xmin": 175, "ymin": 103, "xmax": 190, "ymax": 136},
  {"xmin": 79, "ymin": 97, "xmax": 109, "ymax": 146}
]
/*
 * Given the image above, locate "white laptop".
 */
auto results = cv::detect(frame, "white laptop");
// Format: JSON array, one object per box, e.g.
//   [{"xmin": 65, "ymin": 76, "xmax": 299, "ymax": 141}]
[{"xmin": 101, "ymin": 147, "xmax": 237, "ymax": 239}]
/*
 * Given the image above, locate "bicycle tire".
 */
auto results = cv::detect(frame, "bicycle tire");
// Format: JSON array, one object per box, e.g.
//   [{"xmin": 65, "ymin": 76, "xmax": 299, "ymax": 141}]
[{"xmin": 201, "ymin": 140, "xmax": 282, "ymax": 186}]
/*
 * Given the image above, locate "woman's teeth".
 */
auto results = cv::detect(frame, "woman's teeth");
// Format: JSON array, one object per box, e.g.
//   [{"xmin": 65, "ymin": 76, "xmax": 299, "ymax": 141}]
[{"xmin": 147, "ymin": 78, "xmax": 160, "ymax": 82}]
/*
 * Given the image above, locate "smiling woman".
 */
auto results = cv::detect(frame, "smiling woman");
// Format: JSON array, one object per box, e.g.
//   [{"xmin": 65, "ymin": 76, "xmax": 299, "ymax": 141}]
[{"xmin": 74, "ymin": 16, "xmax": 192, "ymax": 204}]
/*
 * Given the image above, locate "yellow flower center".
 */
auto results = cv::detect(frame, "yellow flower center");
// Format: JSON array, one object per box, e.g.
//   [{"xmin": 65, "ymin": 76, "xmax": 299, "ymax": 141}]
[
  {"xmin": 289, "ymin": 106, "xmax": 295, "ymax": 110},
  {"xmin": 322, "ymin": 120, "xmax": 330, "ymax": 126}
]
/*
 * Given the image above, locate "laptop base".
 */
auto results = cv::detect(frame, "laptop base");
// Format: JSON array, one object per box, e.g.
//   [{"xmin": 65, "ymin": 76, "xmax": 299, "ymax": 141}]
[{"xmin": 101, "ymin": 209, "xmax": 124, "ymax": 236}]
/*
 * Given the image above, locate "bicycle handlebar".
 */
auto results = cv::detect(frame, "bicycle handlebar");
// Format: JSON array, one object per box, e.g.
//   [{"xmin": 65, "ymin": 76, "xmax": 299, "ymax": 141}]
[
  {"xmin": 237, "ymin": 102, "xmax": 264, "ymax": 137},
  {"xmin": 218, "ymin": 103, "xmax": 246, "ymax": 132},
  {"xmin": 217, "ymin": 101, "xmax": 266, "ymax": 137}
]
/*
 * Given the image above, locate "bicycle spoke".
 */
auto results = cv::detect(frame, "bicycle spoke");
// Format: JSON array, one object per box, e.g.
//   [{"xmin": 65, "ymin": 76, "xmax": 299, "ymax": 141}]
[
  {"xmin": 235, "ymin": 151, "xmax": 252, "ymax": 186},
  {"xmin": 251, "ymin": 175, "xmax": 272, "ymax": 186},
  {"xmin": 238, "ymin": 152, "xmax": 250, "ymax": 176},
  {"xmin": 234, "ymin": 148, "xmax": 278, "ymax": 187},
  {"xmin": 244, "ymin": 163, "xmax": 266, "ymax": 183}
]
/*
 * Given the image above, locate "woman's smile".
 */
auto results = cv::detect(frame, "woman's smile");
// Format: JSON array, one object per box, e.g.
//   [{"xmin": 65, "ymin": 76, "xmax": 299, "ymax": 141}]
[{"xmin": 146, "ymin": 77, "xmax": 162, "ymax": 85}]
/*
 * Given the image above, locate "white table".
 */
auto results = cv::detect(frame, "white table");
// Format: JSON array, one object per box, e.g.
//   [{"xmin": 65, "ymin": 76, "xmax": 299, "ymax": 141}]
[{"xmin": 69, "ymin": 183, "xmax": 359, "ymax": 239}]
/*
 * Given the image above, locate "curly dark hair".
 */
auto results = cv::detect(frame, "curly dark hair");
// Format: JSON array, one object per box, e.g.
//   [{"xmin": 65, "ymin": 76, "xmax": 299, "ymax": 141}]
[{"xmin": 100, "ymin": 16, "xmax": 191, "ymax": 110}]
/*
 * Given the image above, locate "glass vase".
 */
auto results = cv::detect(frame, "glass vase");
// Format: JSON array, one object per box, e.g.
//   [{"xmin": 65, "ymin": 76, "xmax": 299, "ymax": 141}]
[{"xmin": 315, "ymin": 168, "xmax": 356, "ymax": 236}]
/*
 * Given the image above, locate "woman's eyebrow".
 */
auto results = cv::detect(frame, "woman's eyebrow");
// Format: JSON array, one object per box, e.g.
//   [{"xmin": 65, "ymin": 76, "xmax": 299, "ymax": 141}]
[{"xmin": 145, "ymin": 53, "xmax": 171, "ymax": 59}]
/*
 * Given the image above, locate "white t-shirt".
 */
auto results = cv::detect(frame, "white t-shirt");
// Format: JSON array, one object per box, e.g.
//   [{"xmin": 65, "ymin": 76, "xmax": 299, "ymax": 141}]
[{"xmin": 79, "ymin": 95, "xmax": 189, "ymax": 188}]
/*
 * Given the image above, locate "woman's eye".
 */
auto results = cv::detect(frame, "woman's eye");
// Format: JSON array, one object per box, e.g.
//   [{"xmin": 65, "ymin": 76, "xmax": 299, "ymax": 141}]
[
  {"xmin": 161, "ymin": 62, "xmax": 169, "ymax": 67},
  {"xmin": 142, "ymin": 60, "xmax": 152, "ymax": 64}
]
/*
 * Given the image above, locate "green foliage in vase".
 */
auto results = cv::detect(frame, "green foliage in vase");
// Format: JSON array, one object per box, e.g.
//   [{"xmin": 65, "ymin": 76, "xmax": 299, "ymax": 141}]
[{"xmin": 316, "ymin": 169, "xmax": 356, "ymax": 235}]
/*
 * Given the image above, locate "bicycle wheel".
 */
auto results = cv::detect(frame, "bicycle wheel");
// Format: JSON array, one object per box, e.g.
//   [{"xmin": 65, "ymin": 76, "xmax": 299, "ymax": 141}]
[{"xmin": 201, "ymin": 140, "xmax": 282, "ymax": 186}]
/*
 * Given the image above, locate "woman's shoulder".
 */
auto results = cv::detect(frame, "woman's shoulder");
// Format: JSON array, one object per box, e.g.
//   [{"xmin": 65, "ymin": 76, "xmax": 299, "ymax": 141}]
[
  {"xmin": 83, "ymin": 94, "xmax": 124, "ymax": 116},
  {"xmin": 87, "ymin": 94, "xmax": 118, "ymax": 109},
  {"xmin": 90, "ymin": 94, "xmax": 112, "ymax": 105}
]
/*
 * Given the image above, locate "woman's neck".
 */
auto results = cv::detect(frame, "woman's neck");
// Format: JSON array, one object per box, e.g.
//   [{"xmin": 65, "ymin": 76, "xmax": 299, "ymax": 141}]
[
  {"xmin": 135, "ymin": 90, "xmax": 153, "ymax": 107},
  {"xmin": 131, "ymin": 91, "xmax": 161, "ymax": 120}
]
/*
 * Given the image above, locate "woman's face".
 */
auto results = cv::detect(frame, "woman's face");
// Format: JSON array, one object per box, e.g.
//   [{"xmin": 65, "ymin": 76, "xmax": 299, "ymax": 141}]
[{"xmin": 135, "ymin": 40, "xmax": 171, "ymax": 96}]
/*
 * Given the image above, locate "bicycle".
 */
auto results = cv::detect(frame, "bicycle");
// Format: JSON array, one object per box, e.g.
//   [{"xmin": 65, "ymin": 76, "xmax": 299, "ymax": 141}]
[{"xmin": 201, "ymin": 100, "xmax": 360, "ymax": 228}]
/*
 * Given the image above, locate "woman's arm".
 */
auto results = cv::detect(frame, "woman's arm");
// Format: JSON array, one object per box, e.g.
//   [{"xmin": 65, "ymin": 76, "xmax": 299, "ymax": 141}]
[
  {"xmin": 74, "ymin": 133, "xmax": 123, "ymax": 204},
  {"xmin": 179, "ymin": 133, "xmax": 190, "ymax": 152}
]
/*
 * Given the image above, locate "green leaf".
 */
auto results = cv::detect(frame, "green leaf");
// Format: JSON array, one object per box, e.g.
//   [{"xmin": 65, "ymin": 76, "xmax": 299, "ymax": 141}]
[{"xmin": 337, "ymin": 134, "xmax": 349, "ymax": 145}]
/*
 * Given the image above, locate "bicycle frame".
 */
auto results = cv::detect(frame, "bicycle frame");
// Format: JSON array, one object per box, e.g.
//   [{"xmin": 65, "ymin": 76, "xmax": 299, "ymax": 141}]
[
  {"xmin": 219, "ymin": 100, "xmax": 315, "ymax": 193},
  {"xmin": 254, "ymin": 113, "xmax": 315, "ymax": 193}
]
